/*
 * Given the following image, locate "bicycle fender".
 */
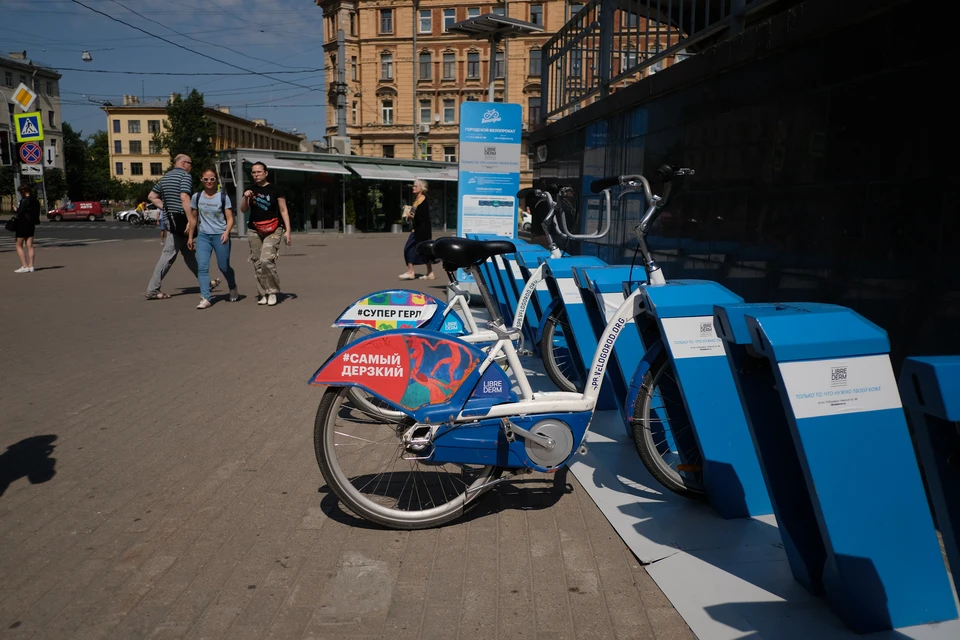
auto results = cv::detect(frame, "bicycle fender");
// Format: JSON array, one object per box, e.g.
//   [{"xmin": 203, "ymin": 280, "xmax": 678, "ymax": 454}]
[
  {"xmin": 332, "ymin": 289, "xmax": 445, "ymax": 331},
  {"xmin": 624, "ymin": 340, "xmax": 664, "ymax": 428},
  {"xmin": 535, "ymin": 298, "xmax": 564, "ymax": 345},
  {"xmin": 309, "ymin": 329, "xmax": 490, "ymax": 422}
]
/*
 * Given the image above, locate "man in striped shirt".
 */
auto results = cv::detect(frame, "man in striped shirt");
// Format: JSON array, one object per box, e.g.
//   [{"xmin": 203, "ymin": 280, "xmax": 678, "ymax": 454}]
[{"xmin": 144, "ymin": 154, "xmax": 218, "ymax": 299}]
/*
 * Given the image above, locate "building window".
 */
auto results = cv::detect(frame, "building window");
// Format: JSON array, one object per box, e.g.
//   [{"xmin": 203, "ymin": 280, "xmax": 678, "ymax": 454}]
[
  {"xmin": 113, "ymin": 119, "xmax": 120, "ymax": 133},
  {"xmin": 131, "ymin": 162, "xmax": 143, "ymax": 176},
  {"xmin": 623, "ymin": 11, "xmax": 639, "ymax": 27},
  {"xmin": 492, "ymin": 7, "xmax": 505, "ymax": 16},
  {"xmin": 147, "ymin": 120, "xmax": 160, "ymax": 133},
  {"xmin": 46, "ymin": 81, "xmax": 53, "ymax": 95},
  {"xmin": 528, "ymin": 48, "xmax": 543, "ymax": 76},
  {"xmin": 530, "ymin": 4, "xmax": 543, "ymax": 25},
  {"xmin": 351, "ymin": 56, "xmax": 358, "ymax": 81},
  {"xmin": 351, "ymin": 101, "xmax": 358, "ymax": 125},
  {"xmin": 467, "ymin": 52, "xmax": 480, "ymax": 78},
  {"xmin": 443, "ymin": 99, "xmax": 455, "ymax": 123},
  {"xmin": 466, "ymin": 95, "xmax": 479, "ymax": 101},
  {"xmin": 569, "ymin": 2, "xmax": 584, "ymax": 18},
  {"xmin": 467, "ymin": 7, "xmax": 479, "ymax": 18},
  {"xmin": 19, "ymin": 75, "xmax": 26, "ymax": 85},
  {"xmin": 381, "ymin": 53, "xmax": 393, "ymax": 80},
  {"xmin": 129, "ymin": 140, "xmax": 142, "ymax": 154},
  {"xmin": 419, "ymin": 99, "xmax": 432, "ymax": 124},
  {"xmin": 114, "ymin": 140, "xmax": 122, "ymax": 154},
  {"xmin": 47, "ymin": 110, "xmax": 55, "ymax": 127},
  {"xmin": 444, "ymin": 146, "xmax": 456, "ymax": 162},
  {"xmin": 128, "ymin": 120, "xmax": 141, "ymax": 134},
  {"xmin": 115, "ymin": 162, "xmax": 123, "ymax": 175},
  {"xmin": 380, "ymin": 9, "xmax": 393, "ymax": 34},
  {"xmin": 443, "ymin": 8, "xmax": 456, "ymax": 31},
  {"xmin": 383, "ymin": 144, "xmax": 394, "ymax": 158},
  {"xmin": 419, "ymin": 52, "xmax": 432, "ymax": 80},
  {"xmin": 381, "ymin": 99, "xmax": 394, "ymax": 124},
  {"xmin": 419, "ymin": 9, "xmax": 432, "ymax": 33},
  {"xmin": 528, "ymin": 96, "xmax": 541, "ymax": 124},
  {"xmin": 420, "ymin": 141, "xmax": 432, "ymax": 160},
  {"xmin": 350, "ymin": 12, "xmax": 356, "ymax": 35},
  {"xmin": 149, "ymin": 141, "xmax": 159, "ymax": 154},
  {"xmin": 150, "ymin": 162, "xmax": 163, "ymax": 176},
  {"xmin": 4, "ymin": 72, "xmax": 11, "ymax": 87},
  {"xmin": 442, "ymin": 53, "xmax": 456, "ymax": 80},
  {"xmin": 494, "ymin": 52, "xmax": 504, "ymax": 78}
]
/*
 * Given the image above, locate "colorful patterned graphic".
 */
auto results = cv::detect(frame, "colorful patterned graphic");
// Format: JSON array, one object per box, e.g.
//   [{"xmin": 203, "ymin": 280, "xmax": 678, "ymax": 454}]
[
  {"xmin": 337, "ymin": 290, "xmax": 438, "ymax": 330},
  {"xmin": 312, "ymin": 334, "xmax": 480, "ymax": 411}
]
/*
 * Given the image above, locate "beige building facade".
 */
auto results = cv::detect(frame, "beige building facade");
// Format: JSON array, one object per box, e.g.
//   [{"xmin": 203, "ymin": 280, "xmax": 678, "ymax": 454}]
[
  {"xmin": 103, "ymin": 95, "xmax": 307, "ymax": 182},
  {"xmin": 316, "ymin": 0, "xmax": 586, "ymax": 184}
]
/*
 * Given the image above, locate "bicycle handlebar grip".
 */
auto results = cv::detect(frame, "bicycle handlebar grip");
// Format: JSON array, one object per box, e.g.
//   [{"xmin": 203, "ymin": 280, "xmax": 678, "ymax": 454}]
[
  {"xmin": 590, "ymin": 177, "xmax": 620, "ymax": 193},
  {"xmin": 516, "ymin": 188, "xmax": 539, "ymax": 199}
]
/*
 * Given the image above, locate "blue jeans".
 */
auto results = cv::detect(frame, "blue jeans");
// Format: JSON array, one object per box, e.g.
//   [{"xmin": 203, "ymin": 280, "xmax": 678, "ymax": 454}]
[{"xmin": 196, "ymin": 233, "xmax": 236, "ymax": 300}]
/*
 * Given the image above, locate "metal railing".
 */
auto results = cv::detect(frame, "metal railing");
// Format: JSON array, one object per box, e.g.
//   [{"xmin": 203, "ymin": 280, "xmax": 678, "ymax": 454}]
[{"xmin": 541, "ymin": 0, "xmax": 785, "ymax": 120}]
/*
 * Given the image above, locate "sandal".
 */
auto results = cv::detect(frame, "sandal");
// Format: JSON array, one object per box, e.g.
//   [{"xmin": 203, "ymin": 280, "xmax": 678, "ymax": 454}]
[
  {"xmin": 210, "ymin": 277, "xmax": 221, "ymax": 290},
  {"xmin": 144, "ymin": 292, "xmax": 172, "ymax": 300},
  {"xmin": 419, "ymin": 273, "xmax": 436, "ymax": 280}
]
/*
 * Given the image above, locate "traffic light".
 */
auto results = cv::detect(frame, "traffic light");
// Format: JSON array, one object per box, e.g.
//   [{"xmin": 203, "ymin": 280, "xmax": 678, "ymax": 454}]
[{"xmin": 0, "ymin": 130, "xmax": 11, "ymax": 166}]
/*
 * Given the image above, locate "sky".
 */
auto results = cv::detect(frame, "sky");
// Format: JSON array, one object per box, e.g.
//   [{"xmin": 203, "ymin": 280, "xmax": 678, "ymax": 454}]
[{"xmin": 4, "ymin": 0, "xmax": 328, "ymax": 140}]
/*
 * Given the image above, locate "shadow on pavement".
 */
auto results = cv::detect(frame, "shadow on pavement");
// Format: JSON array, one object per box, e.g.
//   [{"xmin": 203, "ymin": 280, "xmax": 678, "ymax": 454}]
[
  {"xmin": 33, "ymin": 266, "xmax": 65, "ymax": 271},
  {"xmin": 0, "ymin": 435, "xmax": 58, "ymax": 498}
]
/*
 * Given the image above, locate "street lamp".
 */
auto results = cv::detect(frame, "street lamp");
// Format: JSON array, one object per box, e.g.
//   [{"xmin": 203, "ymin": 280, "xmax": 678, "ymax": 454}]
[{"xmin": 446, "ymin": 15, "xmax": 543, "ymax": 102}]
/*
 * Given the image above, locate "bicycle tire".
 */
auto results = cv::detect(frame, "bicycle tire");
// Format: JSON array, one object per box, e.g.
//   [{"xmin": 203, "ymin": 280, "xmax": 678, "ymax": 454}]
[
  {"xmin": 314, "ymin": 386, "xmax": 501, "ymax": 529},
  {"xmin": 539, "ymin": 307, "xmax": 585, "ymax": 393},
  {"xmin": 631, "ymin": 349, "xmax": 707, "ymax": 501}
]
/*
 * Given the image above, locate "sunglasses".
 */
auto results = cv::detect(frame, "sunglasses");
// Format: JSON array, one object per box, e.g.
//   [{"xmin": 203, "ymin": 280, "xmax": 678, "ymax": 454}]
[{"xmin": 201, "ymin": 178, "xmax": 217, "ymax": 182}]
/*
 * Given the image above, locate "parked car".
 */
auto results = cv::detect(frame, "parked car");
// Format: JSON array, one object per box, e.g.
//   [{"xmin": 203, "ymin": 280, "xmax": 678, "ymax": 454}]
[
  {"xmin": 117, "ymin": 203, "xmax": 161, "ymax": 224},
  {"xmin": 47, "ymin": 201, "xmax": 104, "ymax": 222},
  {"xmin": 520, "ymin": 208, "xmax": 532, "ymax": 232}
]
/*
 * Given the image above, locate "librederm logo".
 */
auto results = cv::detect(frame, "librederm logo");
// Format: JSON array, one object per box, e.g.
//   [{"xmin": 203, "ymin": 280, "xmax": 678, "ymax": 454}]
[{"xmin": 481, "ymin": 109, "xmax": 501, "ymax": 124}]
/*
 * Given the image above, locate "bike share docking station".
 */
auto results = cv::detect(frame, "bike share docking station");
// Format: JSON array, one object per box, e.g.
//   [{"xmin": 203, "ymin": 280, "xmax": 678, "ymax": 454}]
[
  {"xmin": 713, "ymin": 303, "xmax": 957, "ymax": 633},
  {"xmin": 898, "ymin": 356, "xmax": 960, "ymax": 598}
]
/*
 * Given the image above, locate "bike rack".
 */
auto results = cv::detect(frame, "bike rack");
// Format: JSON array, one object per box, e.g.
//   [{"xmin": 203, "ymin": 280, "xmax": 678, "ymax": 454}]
[
  {"xmin": 898, "ymin": 356, "xmax": 960, "ymax": 599},
  {"xmin": 713, "ymin": 302, "xmax": 957, "ymax": 632},
  {"xmin": 639, "ymin": 281, "xmax": 772, "ymax": 520}
]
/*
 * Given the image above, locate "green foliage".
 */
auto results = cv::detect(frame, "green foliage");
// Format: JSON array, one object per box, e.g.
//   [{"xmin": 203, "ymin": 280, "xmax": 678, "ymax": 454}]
[
  {"xmin": 153, "ymin": 89, "xmax": 216, "ymax": 183},
  {"xmin": 345, "ymin": 199, "xmax": 356, "ymax": 225},
  {"xmin": 84, "ymin": 130, "xmax": 126, "ymax": 201},
  {"xmin": 43, "ymin": 168, "xmax": 68, "ymax": 202},
  {"xmin": 124, "ymin": 180, "xmax": 156, "ymax": 204},
  {"xmin": 0, "ymin": 165, "xmax": 14, "ymax": 198},
  {"xmin": 61, "ymin": 122, "xmax": 88, "ymax": 201}
]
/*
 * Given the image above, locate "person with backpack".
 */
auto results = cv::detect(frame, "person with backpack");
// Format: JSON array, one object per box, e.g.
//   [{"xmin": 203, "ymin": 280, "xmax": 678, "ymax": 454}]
[
  {"xmin": 143, "ymin": 154, "xmax": 219, "ymax": 300},
  {"xmin": 188, "ymin": 169, "xmax": 239, "ymax": 309},
  {"xmin": 11, "ymin": 183, "xmax": 40, "ymax": 273}
]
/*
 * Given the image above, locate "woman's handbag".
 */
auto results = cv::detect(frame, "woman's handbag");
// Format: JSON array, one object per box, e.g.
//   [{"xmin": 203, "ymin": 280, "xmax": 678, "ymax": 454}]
[{"xmin": 5, "ymin": 215, "xmax": 18, "ymax": 232}]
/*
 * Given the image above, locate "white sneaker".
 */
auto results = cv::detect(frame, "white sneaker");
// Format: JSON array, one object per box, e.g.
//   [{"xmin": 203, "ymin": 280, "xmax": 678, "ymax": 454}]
[
  {"xmin": 27, "ymin": 267, "xmax": 34, "ymax": 272},
  {"xmin": 257, "ymin": 296, "xmax": 268, "ymax": 306},
  {"xmin": 267, "ymin": 293, "xmax": 277, "ymax": 306},
  {"xmin": 197, "ymin": 298, "xmax": 212, "ymax": 310},
  {"xmin": 14, "ymin": 267, "xmax": 28, "ymax": 273}
]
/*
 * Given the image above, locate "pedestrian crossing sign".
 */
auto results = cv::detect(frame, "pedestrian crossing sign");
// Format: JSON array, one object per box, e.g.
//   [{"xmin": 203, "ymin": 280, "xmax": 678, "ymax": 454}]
[{"xmin": 14, "ymin": 112, "xmax": 43, "ymax": 142}]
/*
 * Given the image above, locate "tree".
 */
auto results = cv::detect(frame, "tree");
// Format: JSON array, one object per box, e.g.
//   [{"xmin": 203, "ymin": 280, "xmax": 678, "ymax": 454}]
[
  {"xmin": 62, "ymin": 122, "xmax": 88, "ymax": 201},
  {"xmin": 153, "ymin": 89, "xmax": 215, "ymax": 182},
  {"xmin": 125, "ymin": 180, "xmax": 156, "ymax": 204},
  {"xmin": 43, "ymin": 168, "xmax": 68, "ymax": 203},
  {"xmin": 84, "ymin": 130, "xmax": 125, "ymax": 201}
]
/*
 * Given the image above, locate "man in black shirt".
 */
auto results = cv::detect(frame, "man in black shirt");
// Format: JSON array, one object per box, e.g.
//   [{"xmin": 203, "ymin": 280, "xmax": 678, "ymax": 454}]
[{"xmin": 240, "ymin": 162, "xmax": 292, "ymax": 306}]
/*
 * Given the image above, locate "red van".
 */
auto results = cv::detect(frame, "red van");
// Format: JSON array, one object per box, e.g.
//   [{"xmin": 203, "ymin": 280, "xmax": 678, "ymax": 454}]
[{"xmin": 47, "ymin": 201, "xmax": 104, "ymax": 222}]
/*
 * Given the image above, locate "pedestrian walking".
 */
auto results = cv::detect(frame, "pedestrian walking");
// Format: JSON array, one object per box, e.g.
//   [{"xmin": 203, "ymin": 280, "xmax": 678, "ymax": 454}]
[
  {"xmin": 11, "ymin": 184, "xmax": 40, "ymax": 273},
  {"xmin": 399, "ymin": 179, "xmax": 433, "ymax": 280},
  {"xmin": 143, "ymin": 154, "xmax": 219, "ymax": 300},
  {"xmin": 190, "ymin": 169, "xmax": 239, "ymax": 309},
  {"xmin": 239, "ymin": 162, "xmax": 291, "ymax": 307}
]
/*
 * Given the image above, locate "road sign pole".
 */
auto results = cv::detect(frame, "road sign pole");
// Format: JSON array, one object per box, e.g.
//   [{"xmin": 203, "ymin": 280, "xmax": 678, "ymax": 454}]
[{"xmin": 5, "ymin": 95, "xmax": 21, "ymax": 197}]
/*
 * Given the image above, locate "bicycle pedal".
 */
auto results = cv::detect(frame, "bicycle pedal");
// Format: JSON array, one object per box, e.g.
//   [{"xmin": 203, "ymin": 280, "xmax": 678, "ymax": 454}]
[{"xmin": 517, "ymin": 349, "xmax": 534, "ymax": 356}]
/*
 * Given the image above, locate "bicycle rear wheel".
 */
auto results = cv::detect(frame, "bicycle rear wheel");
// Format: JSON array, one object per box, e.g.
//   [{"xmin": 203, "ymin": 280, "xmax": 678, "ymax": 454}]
[
  {"xmin": 314, "ymin": 386, "xmax": 501, "ymax": 529},
  {"xmin": 540, "ymin": 307, "xmax": 585, "ymax": 393},
  {"xmin": 631, "ymin": 349, "xmax": 706, "ymax": 500}
]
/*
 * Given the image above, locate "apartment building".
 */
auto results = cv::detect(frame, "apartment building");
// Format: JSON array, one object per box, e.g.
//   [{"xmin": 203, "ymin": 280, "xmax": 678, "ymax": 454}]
[
  {"xmin": 103, "ymin": 95, "xmax": 307, "ymax": 182},
  {"xmin": 316, "ymin": 0, "xmax": 592, "ymax": 183},
  {"xmin": 0, "ymin": 51, "xmax": 64, "ymax": 171}
]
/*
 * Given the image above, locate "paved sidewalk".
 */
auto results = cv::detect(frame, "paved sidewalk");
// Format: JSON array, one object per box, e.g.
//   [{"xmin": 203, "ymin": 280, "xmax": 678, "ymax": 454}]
[{"xmin": 0, "ymin": 235, "xmax": 693, "ymax": 640}]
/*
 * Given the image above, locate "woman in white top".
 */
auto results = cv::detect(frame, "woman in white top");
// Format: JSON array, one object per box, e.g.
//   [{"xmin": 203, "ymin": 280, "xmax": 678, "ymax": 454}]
[{"xmin": 188, "ymin": 169, "xmax": 239, "ymax": 309}]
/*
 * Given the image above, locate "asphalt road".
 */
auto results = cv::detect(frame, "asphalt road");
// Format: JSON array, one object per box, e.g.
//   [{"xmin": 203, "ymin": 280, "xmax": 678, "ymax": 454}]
[{"xmin": 0, "ymin": 218, "xmax": 166, "ymax": 252}]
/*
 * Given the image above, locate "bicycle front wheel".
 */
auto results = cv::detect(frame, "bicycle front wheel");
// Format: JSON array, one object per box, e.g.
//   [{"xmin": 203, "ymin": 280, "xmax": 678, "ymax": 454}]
[
  {"xmin": 631, "ymin": 349, "xmax": 706, "ymax": 500},
  {"xmin": 540, "ymin": 307, "xmax": 585, "ymax": 393},
  {"xmin": 314, "ymin": 386, "xmax": 501, "ymax": 529}
]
